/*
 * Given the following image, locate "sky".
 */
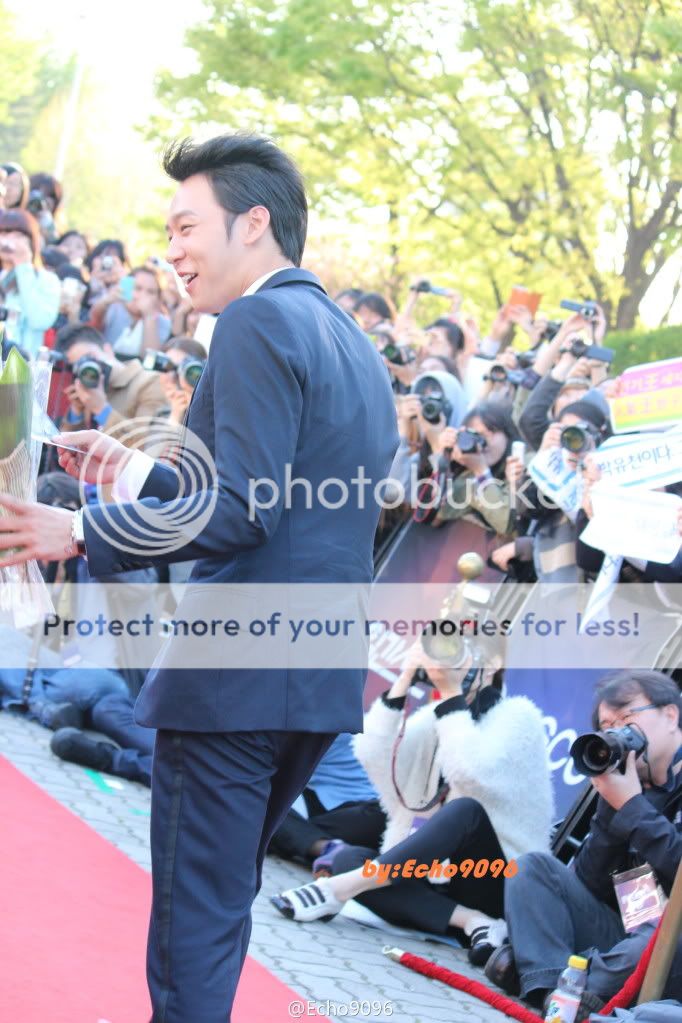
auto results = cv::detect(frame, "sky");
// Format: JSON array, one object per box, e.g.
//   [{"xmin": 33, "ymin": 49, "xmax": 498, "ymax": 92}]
[{"xmin": 6, "ymin": 0, "xmax": 680, "ymax": 327}]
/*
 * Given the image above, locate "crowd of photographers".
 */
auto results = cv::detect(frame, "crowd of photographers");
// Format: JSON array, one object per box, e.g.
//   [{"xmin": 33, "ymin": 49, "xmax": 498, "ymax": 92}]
[{"xmin": 1, "ymin": 164, "xmax": 681, "ymax": 1018}]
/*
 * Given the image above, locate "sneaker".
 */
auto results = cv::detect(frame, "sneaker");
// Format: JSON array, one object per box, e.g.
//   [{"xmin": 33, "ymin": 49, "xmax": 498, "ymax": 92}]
[
  {"xmin": 50, "ymin": 727, "xmax": 116, "ymax": 773},
  {"xmin": 467, "ymin": 920, "xmax": 508, "ymax": 967},
  {"xmin": 270, "ymin": 877, "xmax": 343, "ymax": 922},
  {"xmin": 312, "ymin": 839, "xmax": 347, "ymax": 879}
]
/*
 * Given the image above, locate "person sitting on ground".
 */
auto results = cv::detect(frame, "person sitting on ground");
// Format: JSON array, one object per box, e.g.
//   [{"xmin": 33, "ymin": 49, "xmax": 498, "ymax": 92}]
[
  {"xmin": 486, "ymin": 669, "xmax": 682, "ymax": 1013},
  {"xmin": 267, "ymin": 732, "xmax": 386, "ymax": 875},
  {"xmin": 272, "ymin": 638, "xmax": 553, "ymax": 966}
]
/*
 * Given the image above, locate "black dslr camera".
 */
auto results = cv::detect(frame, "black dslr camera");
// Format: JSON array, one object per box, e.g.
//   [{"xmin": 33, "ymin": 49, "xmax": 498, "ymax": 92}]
[
  {"xmin": 560, "ymin": 420, "xmax": 600, "ymax": 455},
  {"xmin": 483, "ymin": 364, "xmax": 526, "ymax": 387},
  {"xmin": 143, "ymin": 350, "xmax": 205, "ymax": 389},
  {"xmin": 457, "ymin": 428, "xmax": 487, "ymax": 455},
  {"xmin": 27, "ymin": 189, "xmax": 49, "ymax": 215},
  {"xmin": 418, "ymin": 392, "xmax": 453, "ymax": 425},
  {"xmin": 560, "ymin": 336, "xmax": 614, "ymax": 364},
  {"xmin": 570, "ymin": 725, "xmax": 647, "ymax": 776},
  {"xmin": 560, "ymin": 299, "xmax": 599, "ymax": 321},
  {"xmin": 71, "ymin": 356, "xmax": 111, "ymax": 390}
]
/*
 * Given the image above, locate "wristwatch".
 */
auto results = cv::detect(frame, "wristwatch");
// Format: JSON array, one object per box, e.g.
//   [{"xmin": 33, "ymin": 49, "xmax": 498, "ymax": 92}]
[{"xmin": 71, "ymin": 508, "xmax": 87, "ymax": 557}]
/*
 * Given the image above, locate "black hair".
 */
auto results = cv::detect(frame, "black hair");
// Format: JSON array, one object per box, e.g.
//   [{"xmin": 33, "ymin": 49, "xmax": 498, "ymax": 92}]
[
  {"xmin": 462, "ymin": 401, "xmax": 520, "ymax": 477},
  {"xmin": 335, "ymin": 288, "xmax": 364, "ymax": 303},
  {"xmin": 427, "ymin": 318, "xmax": 465, "ymax": 356},
  {"xmin": 591, "ymin": 670, "xmax": 682, "ymax": 729},
  {"xmin": 29, "ymin": 172, "xmax": 63, "ymax": 211},
  {"xmin": 57, "ymin": 229, "xmax": 90, "ymax": 254},
  {"xmin": 56, "ymin": 263, "xmax": 87, "ymax": 284},
  {"xmin": 354, "ymin": 291, "xmax": 395, "ymax": 322},
  {"xmin": 56, "ymin": 323, "xmax": 105, "ymax": 354},
  {"xmin": 162, "ymin": 134, "xmax": 308, "ymax": 266},
  {"xmin": 162, "ymin": 335, "xmax": 208, "ymax": 360},
  {"xmin": 86, "ymin": 239, "xmax": 128, "ymax": 270}
]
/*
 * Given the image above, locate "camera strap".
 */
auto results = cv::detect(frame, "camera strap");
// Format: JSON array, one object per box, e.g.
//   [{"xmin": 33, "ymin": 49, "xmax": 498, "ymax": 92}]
[{"xmin": 391, "ymin": 700, "xmax": 450, "ymax": 813}]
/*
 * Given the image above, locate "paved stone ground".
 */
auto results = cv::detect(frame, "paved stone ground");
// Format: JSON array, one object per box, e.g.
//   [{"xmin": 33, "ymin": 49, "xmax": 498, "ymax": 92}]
[{"xmin": 1, "ymin": 711, "xmax": 522, "ymax": 1022}]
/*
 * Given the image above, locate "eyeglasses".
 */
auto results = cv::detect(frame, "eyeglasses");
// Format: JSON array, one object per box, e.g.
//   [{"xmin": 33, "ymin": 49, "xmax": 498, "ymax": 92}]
[{"xmin": 600, "ymin": 704, "xmax": 658, "ymax": 730}]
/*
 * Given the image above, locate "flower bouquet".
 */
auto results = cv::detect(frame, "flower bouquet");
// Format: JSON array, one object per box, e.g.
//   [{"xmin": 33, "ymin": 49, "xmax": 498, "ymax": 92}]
[{"xmin": 0, "ymin": 345, "xmax": 54, "ymax": 627}]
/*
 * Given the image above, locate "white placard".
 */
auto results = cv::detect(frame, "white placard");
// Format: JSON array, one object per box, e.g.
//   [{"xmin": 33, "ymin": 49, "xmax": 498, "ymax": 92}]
[
  {"xmin": 580, "ymin": 483, "xmax": 682, "ymax": 564},
  {"xmin": 594, "ymin": 429, "xmax": 682, "ymax": 490},
  {"xmin": 528, "ymin": 447, "xmax": 581, "ymax": 521}
]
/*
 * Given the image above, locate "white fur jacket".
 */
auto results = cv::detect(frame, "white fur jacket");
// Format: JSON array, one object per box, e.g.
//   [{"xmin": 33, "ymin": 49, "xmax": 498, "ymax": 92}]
[{"xmin": 353, "ymin": 694, "xmax": 555, "ymax": 858}]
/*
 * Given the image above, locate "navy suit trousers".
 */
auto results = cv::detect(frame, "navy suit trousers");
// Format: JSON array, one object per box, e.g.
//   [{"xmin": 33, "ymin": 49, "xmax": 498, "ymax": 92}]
[{"xmin": 147, "ymin": 727, "xmax": 335, "ymax": 1023}]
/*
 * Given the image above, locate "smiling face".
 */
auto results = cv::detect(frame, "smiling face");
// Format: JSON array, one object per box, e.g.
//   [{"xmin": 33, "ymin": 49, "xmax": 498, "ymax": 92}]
[{"xmin": 166, "ymin": 174, "xmax": 280, "ymax": 314}]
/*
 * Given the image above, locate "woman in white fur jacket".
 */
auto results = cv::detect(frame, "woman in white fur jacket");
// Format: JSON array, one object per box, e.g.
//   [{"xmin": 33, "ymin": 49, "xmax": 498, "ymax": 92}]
[{"xmin": 272, "ymin": 640, "xmax": 554, "ymax": 966}]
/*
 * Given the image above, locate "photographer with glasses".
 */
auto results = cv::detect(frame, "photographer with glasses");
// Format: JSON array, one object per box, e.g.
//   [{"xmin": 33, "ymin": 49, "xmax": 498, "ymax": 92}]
[{"xmin": 487, "ymin": 670, "xmax": 682, "ymax": 1012}]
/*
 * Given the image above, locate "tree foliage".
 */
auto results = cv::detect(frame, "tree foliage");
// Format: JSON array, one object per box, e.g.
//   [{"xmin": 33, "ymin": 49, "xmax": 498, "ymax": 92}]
[{"xmin": 154, "ymin": 0, "xmax": 682, "ymax": 327}]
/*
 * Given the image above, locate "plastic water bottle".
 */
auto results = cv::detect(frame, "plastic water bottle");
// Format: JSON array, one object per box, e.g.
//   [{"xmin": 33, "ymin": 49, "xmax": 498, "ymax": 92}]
[{"xmin": 544, "ymin": 955, "xmax": 589, "ymax": 1023}]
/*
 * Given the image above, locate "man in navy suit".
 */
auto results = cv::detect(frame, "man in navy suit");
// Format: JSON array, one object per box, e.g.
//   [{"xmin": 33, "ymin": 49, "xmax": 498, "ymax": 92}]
[{"xmin": 0, "ymin": 134, "xmax": 399, "ymax": 1021}]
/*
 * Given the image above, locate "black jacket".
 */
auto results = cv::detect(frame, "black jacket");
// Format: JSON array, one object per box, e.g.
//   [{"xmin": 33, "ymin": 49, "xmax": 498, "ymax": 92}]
[{"xmin": 574, "ymin": 748, "xmax": 682, "ymax": 910}]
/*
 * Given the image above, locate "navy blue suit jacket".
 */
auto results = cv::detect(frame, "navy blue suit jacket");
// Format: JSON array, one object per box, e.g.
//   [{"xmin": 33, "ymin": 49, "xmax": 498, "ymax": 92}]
[{"xmin": 83, "ymin": 269, "xmax": 399, "ymax": 733}]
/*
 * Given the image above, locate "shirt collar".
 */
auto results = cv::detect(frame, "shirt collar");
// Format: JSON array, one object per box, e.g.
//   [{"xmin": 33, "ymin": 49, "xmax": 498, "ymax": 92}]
[{"xmin": 241, "ymin": 267, "xmax": 293, "ymax": 297}]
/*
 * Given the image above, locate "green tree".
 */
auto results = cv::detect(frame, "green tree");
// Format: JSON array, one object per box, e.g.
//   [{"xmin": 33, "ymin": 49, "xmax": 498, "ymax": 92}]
[{"xmin": 154, "ymin": 0, "xmax": 681, "ymax": 327}]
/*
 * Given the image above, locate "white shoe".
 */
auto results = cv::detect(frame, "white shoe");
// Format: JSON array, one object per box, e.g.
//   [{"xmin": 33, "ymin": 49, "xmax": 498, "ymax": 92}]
[{"xmin": 270, "ymin": 877, "xmax": 343, "ymax": 922}]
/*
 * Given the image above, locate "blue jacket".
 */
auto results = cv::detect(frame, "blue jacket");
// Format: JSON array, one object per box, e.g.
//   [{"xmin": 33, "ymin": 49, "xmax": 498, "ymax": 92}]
[{"xmin": 83, "ymin": 268, "xmax": 399, "ymax": 733}]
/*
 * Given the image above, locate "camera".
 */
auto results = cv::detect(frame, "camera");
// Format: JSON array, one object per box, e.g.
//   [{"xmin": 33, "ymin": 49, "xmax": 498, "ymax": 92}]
[
  {"xmin": 421, "ymin": 622, "xmax": 471, "ymax": 669},
  {"xmin": 541, "ymin": 320, "xmax": 562, "ymax": 342},
  {"xmin": 570, "ymin": 725, "xmax": 647, "ymax": 776},
  {"xmin": 381, "ymin": 342, "xmax": 415, "ymax": 367},
  {"xmin": 560, "ymin": 299, "xmax": 599, "ymax": 321},
  {"xmin": 457, "ymin": 428, "xmax": 487, "ymax": 455},
  {"xmin": 418, "ymin": 392, "xmax": 453, "ymax": 425},
  {"xmin": 409, "ymin": 280, "xmax": 452, "ymax": 296},
  {"xmin": 483, "ymin": 364, "xmax": 526, "ymax": 387},
  {"xmin": 560, "ymin": 337, "xmax": 614, "ymax": 364},
  {"xmin": 143, "ymin": 350, "xmax": 205, "ymax": 390},
  {"xmin": 72, "ymin": 356, "xmax": 110, "ymax": 390},
  {"xmin": 27, "ymin": 189, "xmax": 48, "ymax": 215},
  {"xmin": 560, "ymin": 421, "xmax": 599, "ymax": 455},
  {"xmin": 100, "ymin": 255, "xmax": 115, "ymax": 272},
  {"xmin": 516, "ymin": 350, "xmax": 536, "ymax": 369}
]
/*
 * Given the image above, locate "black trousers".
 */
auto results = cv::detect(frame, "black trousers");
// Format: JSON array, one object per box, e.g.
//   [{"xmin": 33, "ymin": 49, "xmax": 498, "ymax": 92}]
[
  {"xmin": 332, "ymin": 797, "xmax": 506, "ymax": 935},
  {"xmin": 148, "ymin": 728, "xmax": 335, "ymax": 1023},
  {"xmin": 267, "ymin": 796, "xmax": 386, "ymax": 862}
]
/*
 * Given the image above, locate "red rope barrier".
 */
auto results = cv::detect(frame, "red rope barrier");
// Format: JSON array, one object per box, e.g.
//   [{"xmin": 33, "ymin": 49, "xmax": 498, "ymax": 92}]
[{"xmin": 384, "ymin": 916, "xmax": 664, "ymax": 1023}]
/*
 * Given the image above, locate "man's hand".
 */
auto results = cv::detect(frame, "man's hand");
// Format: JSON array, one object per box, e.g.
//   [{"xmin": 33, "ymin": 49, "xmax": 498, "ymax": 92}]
[
  {"xmin": 55, "ymin": 430, "xmax": 134, "ymax": 486},
  {"xmin": 65, "ymin": 383, "xmax": 86, "ymax": 420},
  {"xmin": 591, "ymin": 752, "xmax": 642, "ymax": 810},
  {"xmin": 0, "ymin": 493, "xmax": 76, "ymax": 567},
  {"xmin": 505, "ymin": 455, "xmax": 525, "ymax": 487}
]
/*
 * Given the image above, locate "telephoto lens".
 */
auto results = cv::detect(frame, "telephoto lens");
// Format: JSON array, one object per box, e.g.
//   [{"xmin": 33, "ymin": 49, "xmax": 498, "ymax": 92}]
[
  {"xmin": 560, "ymin": 423, "xmax": 591, "ymax": 454},
  {"xmin": 73, "ymin": 357, "xmax": 103, "ymax": 390},
  {"xmin": 570, "ymin": 725, "xmax": 648, "ymax": 776}
]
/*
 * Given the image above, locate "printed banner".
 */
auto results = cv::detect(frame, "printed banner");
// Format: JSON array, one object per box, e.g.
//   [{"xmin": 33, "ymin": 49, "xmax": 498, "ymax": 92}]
[{"xmin": 609, "ymin": 357, "xmax": 682, "ymax": 433}]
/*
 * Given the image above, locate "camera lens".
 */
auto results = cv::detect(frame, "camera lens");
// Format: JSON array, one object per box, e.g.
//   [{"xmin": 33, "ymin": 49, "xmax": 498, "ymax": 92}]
[
  {"xmin": 560, "ymin": 425, "xmax": 588, "ymax": 454},
  {"xmin": 422, "ymin": 621, "xmax": 468, "ymax": 667},
  {"xmin": 180, "ymin": 358, "xmax": 204, "ymax": 389},
  {"xmin": 78, "ymin": 364, "xmax": 101, "ymax": 389}
]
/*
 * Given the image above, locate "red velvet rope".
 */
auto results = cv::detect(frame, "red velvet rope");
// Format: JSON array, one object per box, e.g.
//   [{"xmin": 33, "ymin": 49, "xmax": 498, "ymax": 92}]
[{"xmin": 395, "ymin": 916, "xmax": 664, "ymax": 1023}]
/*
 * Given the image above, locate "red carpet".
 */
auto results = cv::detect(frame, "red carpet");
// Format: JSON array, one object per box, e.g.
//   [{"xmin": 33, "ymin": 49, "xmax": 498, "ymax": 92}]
[{"xmin": 1, "ymin": 756, "xmax": 315, "ymax": 1022}]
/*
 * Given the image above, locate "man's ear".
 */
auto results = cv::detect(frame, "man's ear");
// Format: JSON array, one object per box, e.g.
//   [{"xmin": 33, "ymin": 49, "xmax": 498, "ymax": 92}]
[
  {"xmin": 243, "ymin": 205, "xmax": 271, "ymax": 246},
  {"xmin": 663, "ymin": 703, "xmax": 681, "ymax": 732}
]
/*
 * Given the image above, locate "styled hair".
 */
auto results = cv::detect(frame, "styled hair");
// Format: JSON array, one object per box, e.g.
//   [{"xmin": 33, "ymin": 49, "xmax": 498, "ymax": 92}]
[
  {"xmin": 29, "ymin": 172, "xmax": 63, "ymax": 211},
  {"xmin": 1, "ymin": 162, "xmax": 30, "ymax": 209},
  {"xmin": 0, "ymin": 208, "xmax": 43, "ymax": 266},
  {"xmin": 592, "ymin": 670, "xmax": 682, "ymax": 729},
  {"xmin": 163, "ymin": 134, "xmax": 308, "ymax": 265},
  {"xmin": 56, "ymin": 323, "xmax": 105, "ymax": 354},
  {"xmin": 162, "ymin": 335, "xmax": 208, "ymax": 360},
  {"xmin": 427, "ymin": 318, "xmax": 465, "ymax": 356},
  {"xmin": 354, "ymin": 291, "xmax": 395, "ymax": 322}
]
